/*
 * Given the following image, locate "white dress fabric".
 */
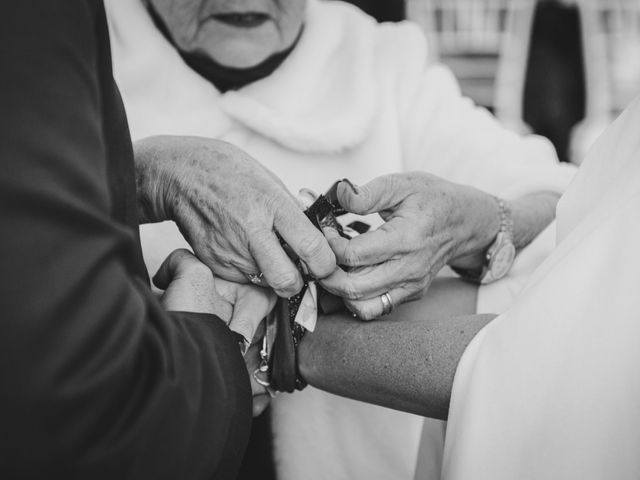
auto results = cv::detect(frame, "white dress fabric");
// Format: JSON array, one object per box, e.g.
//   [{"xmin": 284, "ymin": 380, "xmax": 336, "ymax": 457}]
[
  {"xmin": 442, "ymin": 97, "xmax": 640, "ymax": 480},
  {"xmin": 105, "ymin": 1, "xmax": 575, "ymax": 478}
]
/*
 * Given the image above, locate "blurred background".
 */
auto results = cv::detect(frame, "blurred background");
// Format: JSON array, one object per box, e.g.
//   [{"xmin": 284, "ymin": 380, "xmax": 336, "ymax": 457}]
[{"xmin": 352, "ymin": 0, "xmax": 640, "ymax": 164}]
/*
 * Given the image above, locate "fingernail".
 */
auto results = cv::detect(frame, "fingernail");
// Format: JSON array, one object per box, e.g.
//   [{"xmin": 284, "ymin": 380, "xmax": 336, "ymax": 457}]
[
  {"xmin": 340, "ymin": 178, "xmax": 359, "ymax": 195},
  {"xmin": 321, "ymin": 226, "xmax": 339, "ymax": 239},
  {"xmin": 234, "ymin": 332, "xmax": 250, "ymax": 355},
  {"xmin": 151, "ymin": 271, "xmax": 163, "ymax": 288},
  {"xmin": 240, "ymin": 338, "xmax": 250, "ymax": 356},
  {"xmin": 298, "ymin": 188, "xmax": 318, "ymax": 208},
  {"xmin": 299, "ymin": 260, "xmax": 310, "ymax": 277}
]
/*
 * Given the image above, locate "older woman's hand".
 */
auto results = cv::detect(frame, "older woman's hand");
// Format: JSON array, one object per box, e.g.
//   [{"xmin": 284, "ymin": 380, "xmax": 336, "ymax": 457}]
[
  {"xmin": 135, "ymin": 135, "xmax": 337, "ymax": 298},
  {"xmin": 320, "ymin": 173, "xmax": 502, "ymax": 320}
]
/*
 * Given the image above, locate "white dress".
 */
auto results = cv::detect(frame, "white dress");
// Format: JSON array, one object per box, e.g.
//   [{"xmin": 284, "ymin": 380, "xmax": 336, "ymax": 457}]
[
  {"xmin": 441, "ymin": 97, "xmax": 640, "ymax": 480},
  {"xmin": 106, "ymin": 1, "xmax": 575, "ymax": 478}
]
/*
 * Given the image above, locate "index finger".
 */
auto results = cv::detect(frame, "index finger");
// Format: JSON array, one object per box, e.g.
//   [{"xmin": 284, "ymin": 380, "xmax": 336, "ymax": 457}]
[
  {"xmin": 319, "ymin": 261, "xmax": 399, "ymax": 300},
  {"xmin": 275, "ymin": 209, "xmax": 337, "ymax": 280},
  {"xmin": 323, "ymin": 219, "xmax": 406, "ymax": 268},
  {"xmin": 249, "ymin": 228, "xmax": 304, "ymax": 297}
]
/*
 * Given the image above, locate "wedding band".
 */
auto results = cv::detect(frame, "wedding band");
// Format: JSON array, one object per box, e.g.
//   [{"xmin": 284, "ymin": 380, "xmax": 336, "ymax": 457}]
[
  {"xmin": 380, "ymin": 292, "xmax": 393, "ymax": 316},
  {"xmin": 247, "ymin": 272, "xmax": 264, "ymax": 285}
]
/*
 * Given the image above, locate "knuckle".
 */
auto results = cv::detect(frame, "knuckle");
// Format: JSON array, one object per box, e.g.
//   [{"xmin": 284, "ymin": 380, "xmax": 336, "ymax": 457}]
[
  {"xmin": 343, "ymin": 282, "xmax": 363, "ymax": 301},
  {"xmin": 391, "ymin": 173, "xmax": 411, "ymax": 196},
  {"xmin": 399, "ymin": 228, "xmax": 422, "ymax": 253},
  {"xmin": 405, "ymin": 261, "xmax": 427, "ymax": 282},
  {"xmin": 298, "ymin": 232, "xmax": 330, "ymax": 261},
  {"xmin": 263, "ymin": 193, "xmax": 284, "ymax": 216},
  {"xmin": 409, "ymin": 270, "xmax": 427, "ymax": 284},
  {"xmin": 355, "ymin": 184, "xmax": 370, "ymax": 204},
  {"xmin": 269, "ymin": 270, "xmax": 300, "ymax": 292},
  {"xmin": 341, "ymin": 246, "xmax": 362, "ymax": 267},
  {"xmin": 246, "ymin": 224, "xmax": 273, "ymax": 244}
]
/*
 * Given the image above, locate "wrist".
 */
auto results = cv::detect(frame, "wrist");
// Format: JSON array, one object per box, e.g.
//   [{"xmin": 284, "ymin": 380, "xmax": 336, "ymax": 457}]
[
  {"xmin": 133, "ymin": 136, "xmax": 177, "ymax": 224},
  {"xmin": 451, "ymin": 196, "xmax": 517, "ymax": 284},
  {"xmin": 448, "ymin": 188, "xmax": 502, "ymax": 270}
]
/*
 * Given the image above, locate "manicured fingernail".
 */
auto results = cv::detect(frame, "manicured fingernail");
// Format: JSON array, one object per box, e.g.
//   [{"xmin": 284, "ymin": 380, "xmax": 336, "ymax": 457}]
[{"xmin": 340, "ymin": 178, "xmax": 359, "ymax": 194}]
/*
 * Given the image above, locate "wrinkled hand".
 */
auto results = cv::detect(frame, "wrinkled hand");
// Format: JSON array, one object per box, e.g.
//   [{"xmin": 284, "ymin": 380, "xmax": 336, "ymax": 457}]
[
  {"xmin": 154, "ymin": 249, "xmax": 277, "ymax": 343},
  {"xmin": 320, "ymin": 173, "xmax": 498, "ymax": 320},
  {"xmin": 135, "ymin": 135, "xmax": 337, "ymax": 298}
]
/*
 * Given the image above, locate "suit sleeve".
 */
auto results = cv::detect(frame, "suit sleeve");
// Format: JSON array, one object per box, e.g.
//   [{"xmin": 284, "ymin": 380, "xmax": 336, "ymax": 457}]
[{"xmin": 0, "ymin": 2, "xmax": 251, "ymax": 479}]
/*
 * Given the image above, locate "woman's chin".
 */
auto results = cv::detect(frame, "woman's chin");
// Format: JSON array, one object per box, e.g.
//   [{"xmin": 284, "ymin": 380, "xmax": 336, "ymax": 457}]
[
  {"xmin": 198, "ymin": 24, "xmax": 282, "ymax": 69},
  {"xmin": 213, "ymin": 52, "xmax": 272, "ymax": 69}
]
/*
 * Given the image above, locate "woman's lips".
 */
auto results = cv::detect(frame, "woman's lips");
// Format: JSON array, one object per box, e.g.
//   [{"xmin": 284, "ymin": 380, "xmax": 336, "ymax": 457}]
[{"xmin": 211, "ymin": 12, "xmax": 270, "ymax": 28}]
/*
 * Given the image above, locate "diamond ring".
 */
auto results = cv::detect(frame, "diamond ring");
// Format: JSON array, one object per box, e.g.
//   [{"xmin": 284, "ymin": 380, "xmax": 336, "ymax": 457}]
[{"xmin": 247, "ymin": 272, "xmax": 264, "ymax": 286}]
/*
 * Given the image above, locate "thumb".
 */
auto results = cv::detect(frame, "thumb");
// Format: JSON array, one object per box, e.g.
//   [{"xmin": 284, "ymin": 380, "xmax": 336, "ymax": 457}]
[
  {"xmin": 337, "ymin": 174, "xmax": 405, "ymax": 215},
  {"xmin": 229, "ymin": 288, "xmax": 277, "ymax": 343},
  {"xmin": 152, "ymin": 248, "xmax": 195, "ymax": 290}
]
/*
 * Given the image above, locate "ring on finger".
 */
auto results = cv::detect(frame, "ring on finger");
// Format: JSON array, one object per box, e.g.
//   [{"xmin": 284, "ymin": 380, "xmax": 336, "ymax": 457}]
[
  {"xmin": 247, "ymin": 272, "xmax": 264, "ymax": 286},
  {"xmin": 380, "ymin": 291, "xmax": 394, "ymax": 316}
]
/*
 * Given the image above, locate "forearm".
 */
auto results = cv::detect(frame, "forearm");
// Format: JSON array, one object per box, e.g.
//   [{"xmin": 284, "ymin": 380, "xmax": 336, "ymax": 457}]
[
  {"xmin": 300, "ymin": 312, "xmax": 493, "ymax": 420},
  {"xmin": 133, "ymin": 135, "xmax": 224, "ymax": 225},
  {"xmin": 299, "ymin": 278, "xmax": 489, "ymax": 420}
]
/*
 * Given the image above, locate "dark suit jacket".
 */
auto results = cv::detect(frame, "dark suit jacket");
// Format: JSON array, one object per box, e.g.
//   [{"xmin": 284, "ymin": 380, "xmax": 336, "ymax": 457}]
[{"xmin": 0, "ymin": 1, "xmax": 251, "ymax": 478}]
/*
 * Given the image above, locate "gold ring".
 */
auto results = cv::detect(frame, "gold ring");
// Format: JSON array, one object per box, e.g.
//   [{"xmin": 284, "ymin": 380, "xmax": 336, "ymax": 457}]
[{"xmin": 380, "ymin": 292, "xmax": 393, "ymax": 316}]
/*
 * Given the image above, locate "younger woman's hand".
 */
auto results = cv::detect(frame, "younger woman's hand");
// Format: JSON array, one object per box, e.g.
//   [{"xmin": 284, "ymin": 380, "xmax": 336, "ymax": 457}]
[{"xmin": 154, "ymin": 249, "xmax": 277, "ymax": 343}]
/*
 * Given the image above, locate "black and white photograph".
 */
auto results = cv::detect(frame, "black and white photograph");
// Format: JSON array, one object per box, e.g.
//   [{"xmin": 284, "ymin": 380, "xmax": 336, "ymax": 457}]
[{"xmin": 1, "ymin": 0, "xmax": 639, "ymax": 478}]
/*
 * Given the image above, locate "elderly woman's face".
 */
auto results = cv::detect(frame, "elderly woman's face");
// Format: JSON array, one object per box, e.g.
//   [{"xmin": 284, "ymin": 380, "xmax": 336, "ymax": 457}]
[{"xmin": 149, "ymin": 0, "xmax": 306, "ymax": 68}]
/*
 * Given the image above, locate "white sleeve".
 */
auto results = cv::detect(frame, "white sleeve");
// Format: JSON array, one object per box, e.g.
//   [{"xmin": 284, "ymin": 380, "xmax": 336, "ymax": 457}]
[
  {"xmin": 390, "ymin": 24, "xmax": 576, "ymax": 198},
  {"xmin": 378, "ymin": 23, "xmax": 577, "ymax": 315}
]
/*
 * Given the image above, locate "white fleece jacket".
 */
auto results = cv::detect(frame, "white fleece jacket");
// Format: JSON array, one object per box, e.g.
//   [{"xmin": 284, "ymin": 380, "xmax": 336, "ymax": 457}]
[{"xmin": 106, "ymin": 1, "xmax": 576, "ymax": 479}]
